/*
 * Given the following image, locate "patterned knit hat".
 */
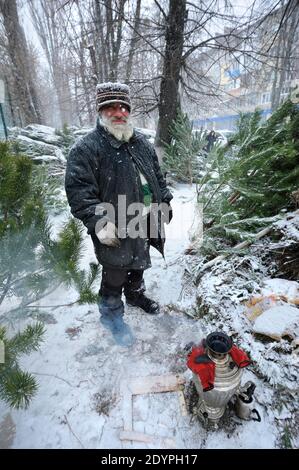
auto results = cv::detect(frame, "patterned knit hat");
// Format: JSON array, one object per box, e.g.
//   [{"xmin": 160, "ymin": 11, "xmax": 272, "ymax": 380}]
[{"xmin": 96, "ymin": 82, "xmax": 131, "ymax": 112}]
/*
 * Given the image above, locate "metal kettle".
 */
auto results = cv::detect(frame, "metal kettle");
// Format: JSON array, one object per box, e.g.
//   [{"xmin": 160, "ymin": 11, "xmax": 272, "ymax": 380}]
[{"xmin": 191, "ymin": 332, "xmax": 242, "ymax": 423}]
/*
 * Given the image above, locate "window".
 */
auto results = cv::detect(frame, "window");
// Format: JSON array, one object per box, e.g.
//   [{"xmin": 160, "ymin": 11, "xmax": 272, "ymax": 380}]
[
  {"xmin": 261, "ymin": 92, "xmax": 270, "ymax": 104},
  {"xmin": 281, "ymin": 86, "xmax": 290, "ymax": 95}
]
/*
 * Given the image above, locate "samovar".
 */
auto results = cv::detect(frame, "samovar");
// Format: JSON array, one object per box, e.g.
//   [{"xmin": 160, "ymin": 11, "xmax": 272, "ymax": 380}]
[{"xmin": 187, "ymin": 331, "xmax": 258, "ymax": 424}]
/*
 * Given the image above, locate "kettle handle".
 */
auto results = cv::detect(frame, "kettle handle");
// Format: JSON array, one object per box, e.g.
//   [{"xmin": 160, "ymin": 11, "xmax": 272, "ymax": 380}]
[{"xmin": 251, "ymin": 408, "xmax": 261, "ymax": 422}]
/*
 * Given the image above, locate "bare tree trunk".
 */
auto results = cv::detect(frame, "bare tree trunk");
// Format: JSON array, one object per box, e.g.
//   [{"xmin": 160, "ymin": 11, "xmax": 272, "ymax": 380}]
[
  {"xmin": 111, "ymin": 0, "xmax": 126, "ymax": 80},
  {"xmin": 105, "ymin": 0, "xmax": 114, "ymax": 79},
  {"xmin": 28, "ymin": 0, "xmax": 75, "ymax": 126},
  {"xmin": 88, "ymin": 45, "xmax": 99, "ymax": 82},
  {"xmin": 94, "ymin": 0, "xmax": 108, "ymax": 81},
  {"xmin": 125, "ymin": 0, "xmax": 142, "ymax": 82},
  {"xmin": 75, "ymin": 2, "xmax": 94, "ymax": 123},
  {"xmin": 155, "ymin": 0, "xmax": 187, "ymax": 147},
  {"xmin": 79, "ymin": 42, "xmax": 94, "ymax": 124},
  {"xmin": 102, "ymin": 0, "xmax": 126, "ymax": 81},
  {"xmin": 74, "ymin": 73, "xmax": 83, "ymax": 127},
  {"xmin": 53, "ymin": 66, "xmax": 73, "ymax": 126},
  {"xmin": 0, "ymin": 0, "xmax": 42, "ymax": 125},
  {"xmin": 4, "ymin": 74, "xmax": 17, "ymax": 126},
  {"xmin": 270, "ymin": 31, "xmax": 282, "ymax": 111}
]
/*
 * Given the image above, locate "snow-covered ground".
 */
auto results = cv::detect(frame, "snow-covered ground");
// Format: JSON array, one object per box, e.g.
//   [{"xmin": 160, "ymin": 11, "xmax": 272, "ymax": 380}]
[{"xmin": 0, "ymin": 184, "xmax": 298, "ymax": 449}]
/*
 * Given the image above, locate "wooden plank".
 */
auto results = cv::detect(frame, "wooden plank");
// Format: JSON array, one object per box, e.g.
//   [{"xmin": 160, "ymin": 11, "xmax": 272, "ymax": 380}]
[
  {"xmin": 128, "ymin": 374, "xmax": 186, "ymax": 395},
  {"xmin": 178, "ymin": 390, "xmax": 188, "ymax": 416},
  {"xmin": 121, "ymin": 382, "xmax": 133, "ymax": 432},
  {"xmin": 120, "ymin": 374, "xmax": 186, "ymax": 444}
]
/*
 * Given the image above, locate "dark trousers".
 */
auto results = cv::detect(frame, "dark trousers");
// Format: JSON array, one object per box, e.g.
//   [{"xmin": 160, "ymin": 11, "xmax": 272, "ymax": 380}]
[{"xmin": 99, "ymin": 267, "xmax": 145, "ymax": 299}]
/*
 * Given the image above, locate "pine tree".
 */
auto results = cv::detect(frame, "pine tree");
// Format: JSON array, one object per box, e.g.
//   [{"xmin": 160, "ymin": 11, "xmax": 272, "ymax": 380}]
[
  {"xmin": 162, "ymin": 111, "xmax": 207, "ymax": 183},
  {"xmin": 0, "ymin": 323, "xmax": 44, "ymax": 409},
  {"xmin": 0, "ymin": 142, "xmax": 100, "ymax": 408},
  {"xmin": 55, "ymin": 124, "xmax": 75, "ymax": 154},
  {"xmin": 197, "ymin": 100, "xmax": 299, "ymax": 253},
  {"xmin": 0, "ymin": 141, "xmax": 100, "ymax": 312}
]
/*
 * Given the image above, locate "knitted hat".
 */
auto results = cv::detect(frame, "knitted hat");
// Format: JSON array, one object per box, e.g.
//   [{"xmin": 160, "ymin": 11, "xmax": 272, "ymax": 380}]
[{"xmin": 96, "ymin": 82, "xmax": 131, "ymax": 112}]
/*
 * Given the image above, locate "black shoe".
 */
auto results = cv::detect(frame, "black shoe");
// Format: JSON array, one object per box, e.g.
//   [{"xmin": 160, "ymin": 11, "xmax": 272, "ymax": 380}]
[{"xmin": 126, "ymin": 294, "xmax": 160, "ymax": 314}]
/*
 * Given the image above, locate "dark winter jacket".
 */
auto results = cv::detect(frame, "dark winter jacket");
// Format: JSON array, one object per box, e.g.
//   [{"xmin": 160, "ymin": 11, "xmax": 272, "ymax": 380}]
[{"xmin": 65, "ymin": 120, "xmax": 173, "ymax": 270}]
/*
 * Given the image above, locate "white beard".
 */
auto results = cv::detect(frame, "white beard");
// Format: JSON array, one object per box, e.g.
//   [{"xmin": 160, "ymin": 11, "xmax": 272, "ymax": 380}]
[{"xmin": 100, "ymin": 114, "xmax": 134, "ymax": 142}]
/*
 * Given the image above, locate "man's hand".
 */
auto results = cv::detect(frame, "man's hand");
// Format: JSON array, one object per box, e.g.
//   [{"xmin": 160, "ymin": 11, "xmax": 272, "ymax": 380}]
[{"xmin": 96, "ymin": 221, "xmax": 120, "ymax": 247}]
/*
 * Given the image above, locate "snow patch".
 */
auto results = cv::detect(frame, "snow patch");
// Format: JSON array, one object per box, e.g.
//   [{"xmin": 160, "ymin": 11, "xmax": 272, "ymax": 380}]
[{"xmin": 253, "ymin": 305, "xmax": 299, "ymax": 341}]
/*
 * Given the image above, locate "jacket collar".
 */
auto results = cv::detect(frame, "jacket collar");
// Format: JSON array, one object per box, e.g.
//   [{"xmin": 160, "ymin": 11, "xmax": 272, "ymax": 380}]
[{"xmin": 96, "ymin": 117, "xmax": 138, "ymax": 149}]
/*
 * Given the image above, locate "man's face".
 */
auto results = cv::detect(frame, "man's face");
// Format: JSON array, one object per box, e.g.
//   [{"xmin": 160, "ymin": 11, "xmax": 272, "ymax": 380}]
[{"xmin": 101, "ymin": 103, "xmax": 130, "ymax": 126}]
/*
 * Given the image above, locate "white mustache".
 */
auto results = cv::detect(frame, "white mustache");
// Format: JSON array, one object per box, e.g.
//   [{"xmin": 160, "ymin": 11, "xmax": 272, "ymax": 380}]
[{"xmin": 112, "ymin": 118, "xmax": 127, "ymax": 124}]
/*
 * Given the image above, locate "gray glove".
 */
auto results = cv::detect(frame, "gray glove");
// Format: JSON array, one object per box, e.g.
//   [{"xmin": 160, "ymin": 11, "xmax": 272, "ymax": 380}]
[{"xmin": 96, "ymin": 221, "xmax": 120, "ymax": 247}]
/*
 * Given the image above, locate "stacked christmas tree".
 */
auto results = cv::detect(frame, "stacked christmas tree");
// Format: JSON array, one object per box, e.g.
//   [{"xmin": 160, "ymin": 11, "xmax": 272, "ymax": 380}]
[
  {"xmin": 163, "ymin": 111, "xmax": 207, "ymax": 183},
  {"xmin": 197, "ymin": 100, "xmax": 299, "ymax": 254}
]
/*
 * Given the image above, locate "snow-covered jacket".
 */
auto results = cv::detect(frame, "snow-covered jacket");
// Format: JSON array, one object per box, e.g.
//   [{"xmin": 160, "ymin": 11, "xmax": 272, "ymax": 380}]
[{"xmin": 65, "ymin": 120, "xmax": 173, "ymax": 270}]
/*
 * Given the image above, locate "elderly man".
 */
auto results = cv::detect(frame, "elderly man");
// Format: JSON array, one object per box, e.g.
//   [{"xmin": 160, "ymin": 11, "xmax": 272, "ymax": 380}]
[{"xmin": 65, "ymin": 82, "xmax": 173, "ymax": 346}]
